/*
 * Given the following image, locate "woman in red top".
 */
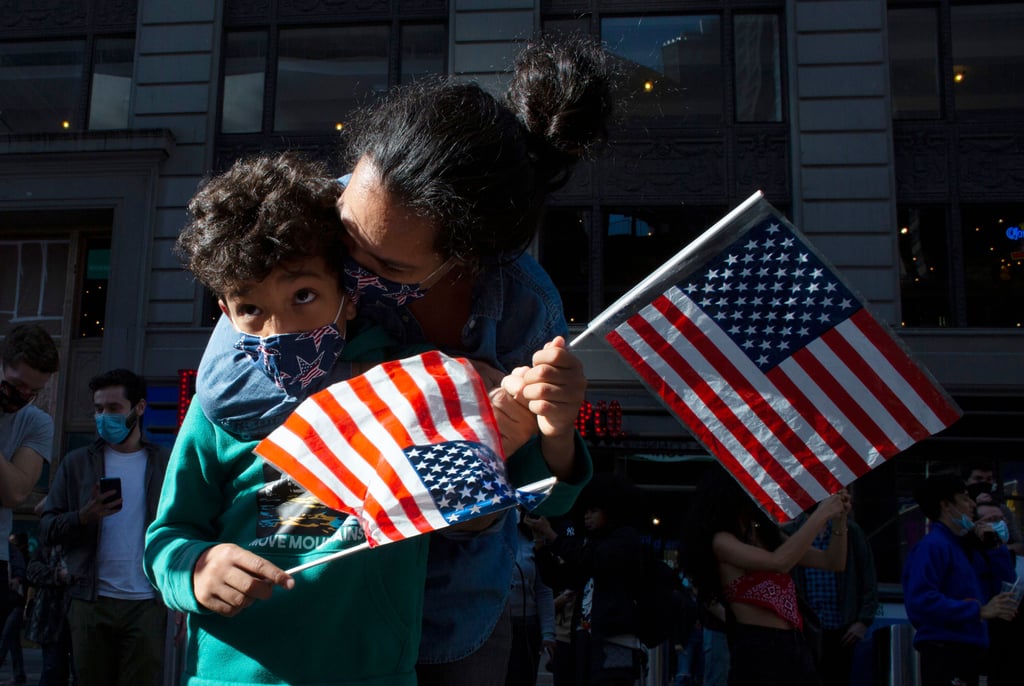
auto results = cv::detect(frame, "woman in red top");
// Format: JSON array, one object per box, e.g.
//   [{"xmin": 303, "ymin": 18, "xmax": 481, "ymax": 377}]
[{"xmin": 685, "ymin": 465, "xmax": 850, "ymax": 686}]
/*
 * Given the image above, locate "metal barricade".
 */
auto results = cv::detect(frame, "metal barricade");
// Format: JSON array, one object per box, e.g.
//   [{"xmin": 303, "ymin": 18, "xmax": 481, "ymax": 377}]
[
  {"xmin": 644, "ymin": 641, "xmax": 672, "ymax": 685},
  {"xmin": 873, "ymin": 622, "xmax": 920, "ymax": 686}
]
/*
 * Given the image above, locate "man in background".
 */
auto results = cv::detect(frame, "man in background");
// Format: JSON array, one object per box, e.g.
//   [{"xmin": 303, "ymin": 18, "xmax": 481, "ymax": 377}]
[
  {"xmin": 0, "ymin": 323, "xmax": 59, "ymax": 628},
  {"xmin": 41, "ymin": 369, "xmax": 168, "ymax": 686}
]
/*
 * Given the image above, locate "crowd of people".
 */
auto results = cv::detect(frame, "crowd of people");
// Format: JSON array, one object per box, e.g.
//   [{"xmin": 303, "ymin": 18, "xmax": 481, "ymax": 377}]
[{"xmin": 0, "ymin": 31, "xmax": 1022, "ymax": 686}]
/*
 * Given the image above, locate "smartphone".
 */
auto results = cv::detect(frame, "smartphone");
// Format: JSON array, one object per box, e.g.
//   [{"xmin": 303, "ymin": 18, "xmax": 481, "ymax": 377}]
[{"xmin": 98, "ymin": 477, "xmax": 122, "ymax": 512}]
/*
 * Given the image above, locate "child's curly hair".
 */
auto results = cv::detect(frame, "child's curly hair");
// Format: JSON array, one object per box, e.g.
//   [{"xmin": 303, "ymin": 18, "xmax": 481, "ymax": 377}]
[{"xmin": 176, "ymin": 152, "xmax": 345, "ymax": 297}]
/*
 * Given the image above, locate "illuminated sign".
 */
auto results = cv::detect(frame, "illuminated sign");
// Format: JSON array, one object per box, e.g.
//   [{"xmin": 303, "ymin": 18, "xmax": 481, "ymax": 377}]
[
  {"xmin": 576, "ymin": 400, "xmax": 625, "ymax": 440},
  {"xmin": 177, "ymin": 369, "xmax": 197, "ymax": 428}
]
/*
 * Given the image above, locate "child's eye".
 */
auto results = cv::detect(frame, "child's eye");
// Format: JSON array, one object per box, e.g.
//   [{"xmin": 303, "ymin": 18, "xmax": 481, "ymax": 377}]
[
  {"xmin": 294, "ymin": 289, "xmax": 317, "ymax": 305},
  {"xmin": 238, "ymin": 304, "xmax": 263, "ymax": 317}
]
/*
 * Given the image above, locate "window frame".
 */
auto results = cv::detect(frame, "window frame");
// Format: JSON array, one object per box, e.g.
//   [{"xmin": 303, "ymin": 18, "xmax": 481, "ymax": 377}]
[{"xmin": 215, "ymin": 11, "xmax": 448, "ymax": 164}]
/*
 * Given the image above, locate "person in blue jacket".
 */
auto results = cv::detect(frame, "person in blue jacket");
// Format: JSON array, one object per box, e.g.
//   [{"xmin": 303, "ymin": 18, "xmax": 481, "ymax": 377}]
[{"xmin": 901, "ymin": 474, "xmax": 1018, "ymax": 686}]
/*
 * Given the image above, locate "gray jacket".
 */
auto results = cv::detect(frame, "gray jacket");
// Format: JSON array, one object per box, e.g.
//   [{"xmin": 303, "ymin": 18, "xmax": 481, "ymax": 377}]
[{"xmin": 39, "ymin": 438, "xmax": 169, "ymax": 601}]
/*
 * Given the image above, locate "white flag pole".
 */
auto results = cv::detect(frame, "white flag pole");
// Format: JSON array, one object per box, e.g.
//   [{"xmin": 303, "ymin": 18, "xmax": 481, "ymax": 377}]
[
  {"xmin": 569, "ymin": 190, "xmax": 766, "ymax": 349},
  {"xmin": 285, "ymin": 541, "xmax": 371, "ymax": 575}
]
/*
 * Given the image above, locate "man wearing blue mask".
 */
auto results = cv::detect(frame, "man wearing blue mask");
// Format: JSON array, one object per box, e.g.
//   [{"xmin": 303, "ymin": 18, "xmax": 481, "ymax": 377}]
[
  {"xmin": 902, "ymin": 474, "xmax": 1018, "ymax": 686},
  {"xmin": 40, "ymin": 368, "xmax": 169, "ymax": 686}
]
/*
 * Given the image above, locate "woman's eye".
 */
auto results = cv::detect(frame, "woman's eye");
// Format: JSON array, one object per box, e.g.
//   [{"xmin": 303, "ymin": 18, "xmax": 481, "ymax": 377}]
[{"xmin": 295, "ymin": 289, "xmax": 317, "ymax": 305}]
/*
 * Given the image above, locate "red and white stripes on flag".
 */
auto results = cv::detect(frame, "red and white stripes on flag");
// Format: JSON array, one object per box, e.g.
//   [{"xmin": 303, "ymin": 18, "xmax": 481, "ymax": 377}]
[
  {"xmin": 577, "ymin": 193, "xmax": 961, "ymax": 522},
  {"xmin": 254, "ymin": 351, "xmax": 509, "ymax": 546}
]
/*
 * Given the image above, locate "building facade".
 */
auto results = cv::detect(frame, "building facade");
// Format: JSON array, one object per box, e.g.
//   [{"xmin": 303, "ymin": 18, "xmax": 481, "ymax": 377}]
[{"xmin": 2, "ymin": 0, "xmax": 1023, "ymax": 589}]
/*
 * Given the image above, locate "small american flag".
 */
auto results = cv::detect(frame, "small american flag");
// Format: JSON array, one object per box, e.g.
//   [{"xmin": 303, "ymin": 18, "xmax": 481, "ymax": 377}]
[
  {"xmin": 575, "ymin": 192, "xmax": 961, "ymax": 521},
  {"xmin": 254, "ymin": 351, "xmax": 551, "ymax": 547}
]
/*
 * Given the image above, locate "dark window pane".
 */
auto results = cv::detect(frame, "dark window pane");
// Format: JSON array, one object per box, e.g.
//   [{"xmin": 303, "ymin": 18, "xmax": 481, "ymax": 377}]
[
  {"xmin": 602, "ymin": 206, "xmax": 725, "ymax": 307},
  {"xmin": 543, "ymin": 18, "xmax": 590, "ymax": 38},
  {"xmin": 77, "ymin": 238, "xmax": 110, "ymax": 338},
  {"xmin": 888, "ymin": 8, "xmax": 941, "ymax": 119},
  {"xmin": 539, "ymin": 210, "xmax": 589, "ymax": 325},
  {"xmin": 961, "ymin": 205, "xmax": 1024, "ymax": 327},
  {"xmin": 222, "ymin": 31, "xmax": 267, "ymax": 134},
  {"xmin": 15, "ymin": 243, "xmax": 42, "ymax": 316},
  {"xmin": 734, "ymin": 14, "xmax": 782, "ymax": 122},
  {"xmin": 897, "ymin": 206, "xmax": 951, "ymax": 327},
  {"xmin": 0, "ymin": 40, "xmax": 85, "ymax": 132},
  {"xmin": 89, "ymin": 37, "xmax": 134, "ymax": 130},
  {"xmin": 952, "ymin": 4, "xmax": 1024, "ymax": 113},
  {"xmin": 400, "ymin": 23, "xmax": 445, "ymax": 84},
  {"xmin": 41, "ymin": 241, "xmax": 69, "ymax": 317},
  {"xmin": 275, "ymin": 26, "xmax": 388, "ymax": 132},
  {"xmin": 602, "ymin": 16, "xmax": 722, "ymax": 123}
]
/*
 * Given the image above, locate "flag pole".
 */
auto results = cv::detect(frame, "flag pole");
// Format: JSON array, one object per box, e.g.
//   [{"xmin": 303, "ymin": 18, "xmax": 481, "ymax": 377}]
[
  {"xmin": 569, "ymin": 190, "xmax": 765, "ymax": 349},
  {"xmin": 285, "ymin": 541, "xmax": 371, "ymax": 576}
]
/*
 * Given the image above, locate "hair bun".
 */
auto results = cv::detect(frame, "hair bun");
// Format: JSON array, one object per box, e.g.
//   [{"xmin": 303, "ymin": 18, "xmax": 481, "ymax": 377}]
[{"xmin": 506, "ymin": 34, "xmax": 617, "ymax": 190}]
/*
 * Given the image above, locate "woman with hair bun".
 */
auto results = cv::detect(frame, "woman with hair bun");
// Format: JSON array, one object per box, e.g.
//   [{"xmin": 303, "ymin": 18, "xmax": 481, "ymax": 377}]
[
  {"xmin": 192, "ymin": 35, "xmax": 617, "ymax": 686},
  {"xmin": 336, "ymin": 35, "xmax": 615, "ymax": 686}
]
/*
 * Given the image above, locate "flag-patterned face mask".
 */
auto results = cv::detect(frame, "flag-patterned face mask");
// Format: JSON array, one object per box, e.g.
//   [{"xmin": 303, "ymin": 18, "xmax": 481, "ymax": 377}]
[
  {"xmin": 343, "ymin": 256, "xmax": 455, "ymax": 308},
  {"xmin": 233, "ymin": 300, "xmax": 347, "ymax": 397}
]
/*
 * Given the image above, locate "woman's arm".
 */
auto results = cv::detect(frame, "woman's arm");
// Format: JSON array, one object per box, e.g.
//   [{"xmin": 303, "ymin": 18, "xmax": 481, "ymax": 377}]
[
  {"xmin": 712, "ymin": 492, "xmax": 849, "ymax": 574},
  {"xmin": 798, "ymin": 512, "xmax": 849, "ymax": 571}
]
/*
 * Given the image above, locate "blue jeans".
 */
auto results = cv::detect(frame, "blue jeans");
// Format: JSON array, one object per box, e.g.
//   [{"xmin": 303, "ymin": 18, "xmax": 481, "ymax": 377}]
[
  {"xmin": 0, "ymin": 601, "xmax": 25, "ymax": 682},
  {"xmin": 39, "ymin": 620, "xmax": 74, "ymax": 686},
  {"xmin": 702, "ymin": 628, "xmax": 729, "ymax": 686}
]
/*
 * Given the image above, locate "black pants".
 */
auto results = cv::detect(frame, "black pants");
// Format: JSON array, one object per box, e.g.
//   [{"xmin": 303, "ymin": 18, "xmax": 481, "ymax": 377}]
[
  {"xmin": 916, "ymin": 641, "xmax": 984, "ymax": 686},
  {"xmin": 727, "ymin": 624, "xmax": 820, "ymax": 686},
  {"xmin": 506, "ymin": 614, "xmax": 542, "ymax": 686},
  {"xmin": 818, "ymin": 626, "xmax": 857, "ymax": 686}
]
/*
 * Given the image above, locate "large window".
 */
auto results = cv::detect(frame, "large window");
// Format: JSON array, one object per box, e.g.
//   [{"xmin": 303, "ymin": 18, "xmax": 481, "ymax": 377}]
[
  {"xmin": 890, "ymin": 3, "xmax": 1024, "ymax": 119},
  {"xmin": 889, "ymin": 3, "xmax": 1024, "ymax": 327},
  {"xmin": 950, "ymin": 3, "xmax": 1024, "ymax": 113},
  {"xmin": 961, "ymin": 205, "xmax": 1024, "ymax": 327},
  {"xmin": 0, "ymin": 37, "xmax": 134, "ymax": 133},
  {"xmin": 540, "ymin": 5, "xmax": 787, "ymax": 324},
  {"xmin": 549, "ymin": 11, "xmax": 783, "ymax": 126},
  {"xmin": 539, "ymin": 206, "xmax": 731, "ymax": 322},
  {"xmin": 219, "ymin": 22, "xmax": 446, "ymax": 141}
]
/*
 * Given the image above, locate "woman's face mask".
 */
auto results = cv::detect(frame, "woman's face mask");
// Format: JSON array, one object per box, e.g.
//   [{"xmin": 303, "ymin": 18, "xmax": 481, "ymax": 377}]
[
  {"xmin": 343, "ymin": 256, "xmax": 455, "ymax": 308},
  {"xmin": 234, "ymin": 300, "xmax": 347, "ymax": 397}
]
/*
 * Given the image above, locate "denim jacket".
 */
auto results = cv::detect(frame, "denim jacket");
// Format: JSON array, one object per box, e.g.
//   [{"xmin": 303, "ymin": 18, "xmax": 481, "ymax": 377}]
[{"xmin": 195, "ymin": 251, "xmax": 591, "ymax": 663}]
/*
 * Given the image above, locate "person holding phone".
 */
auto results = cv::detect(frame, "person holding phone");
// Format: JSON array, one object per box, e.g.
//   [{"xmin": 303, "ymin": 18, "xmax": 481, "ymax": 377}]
[{"xmin": 40, "ymin": 368, "xmax": 169, "ymax": 686}]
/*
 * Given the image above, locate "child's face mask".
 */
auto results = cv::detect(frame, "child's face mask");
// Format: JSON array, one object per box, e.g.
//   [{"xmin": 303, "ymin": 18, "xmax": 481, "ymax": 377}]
[
  {"xmin": 233, "ymin": 300, "xmax": 347, "ymax": 397},
  {"xmin": 342, "ymin": 256, "xmax": 454, "ymax": 308}
]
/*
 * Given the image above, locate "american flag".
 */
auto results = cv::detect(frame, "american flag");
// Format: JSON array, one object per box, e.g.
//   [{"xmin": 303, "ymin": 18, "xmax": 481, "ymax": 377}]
[
  {"xmin": 576, "ymin": 193, "xmax": 961, "ymax": 522},
  {"xmin": 254, "ymin": 351, "xmax": 552, "ymax": 546}
]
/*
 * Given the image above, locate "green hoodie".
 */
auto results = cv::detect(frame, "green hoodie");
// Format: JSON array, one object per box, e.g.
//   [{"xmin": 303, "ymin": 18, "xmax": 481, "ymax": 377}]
[
  {"xmin": 144, "ymin": 325, "xmax": 428, "ymax": 685},
  {"xmin": 144, "ymin": 401, "xmax": 427, "ymax": 686}
]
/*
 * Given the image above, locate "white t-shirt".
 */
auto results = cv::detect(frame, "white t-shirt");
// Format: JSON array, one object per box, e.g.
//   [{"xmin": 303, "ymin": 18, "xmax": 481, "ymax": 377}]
[
  {"xmin": 97, "ymin": 445, "xmax": 154, "ymax": 599},
  {"xmin": 0, "ymin": 406, "xmax": 53, "ymax": 563}
]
